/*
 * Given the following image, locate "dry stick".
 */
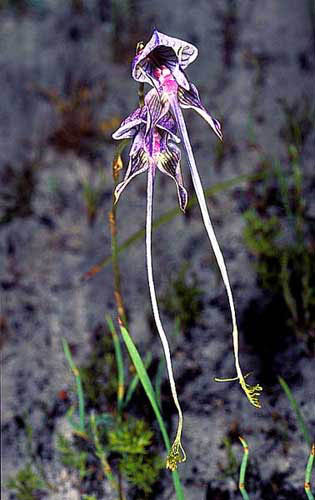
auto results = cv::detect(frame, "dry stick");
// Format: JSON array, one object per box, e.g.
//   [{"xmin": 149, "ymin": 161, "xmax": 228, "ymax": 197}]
[
  {"xmin": 109, "ymin": 152, "xmax": 128, "ymax": 328},
  {"xmin": 146, "ymin": 166, "xmax": 186, "ymax": 470},
  {"xmin": 108, "ymin": 150, "xmax": 128, "ymax": 500}
]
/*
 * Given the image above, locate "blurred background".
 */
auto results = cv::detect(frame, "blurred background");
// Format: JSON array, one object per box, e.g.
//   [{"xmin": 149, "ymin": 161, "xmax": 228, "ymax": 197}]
[{"xmin": 1, "ymin": 1, "xmax": 314, "ymax": 499}]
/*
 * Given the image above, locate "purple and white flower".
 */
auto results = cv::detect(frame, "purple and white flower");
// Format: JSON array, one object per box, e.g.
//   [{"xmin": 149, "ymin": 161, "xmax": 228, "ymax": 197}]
[
  {"xmin": 132, "ymin": 29, "xmax": 223, "ymax": 141},
  {"xmin": 113, "ymin": 29, "xmax": 262, "ymax": 471},
  {"xmin": 113, "ymin": 90, "xmax": 187, "ymax": 212}
]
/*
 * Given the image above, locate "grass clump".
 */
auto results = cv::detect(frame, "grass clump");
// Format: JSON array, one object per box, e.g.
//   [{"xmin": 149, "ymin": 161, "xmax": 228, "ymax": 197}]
[
  {"xmin": 108, "ymin": 417, "xmax": 154, "ymax": 455},
  {"xmin": 119, "ymin": 454, "xmax": 164, "ymax": 495},
  {"xmin": 6, "ymin": 464, "xmax": 46, "ymax": 500},
  {"xmin": 56, "ymin": 434, "xmax": 90, "ymax": 479}
]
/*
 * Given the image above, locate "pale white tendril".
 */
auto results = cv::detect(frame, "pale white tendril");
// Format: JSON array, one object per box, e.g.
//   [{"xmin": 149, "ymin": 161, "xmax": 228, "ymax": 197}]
[
  {"xmin": 170, "ymin": 99, "xmax": 262, "ymax": 409},
  {"xmin": 146, "ymin": 165, "xmax": 186, "ymax": 470}
]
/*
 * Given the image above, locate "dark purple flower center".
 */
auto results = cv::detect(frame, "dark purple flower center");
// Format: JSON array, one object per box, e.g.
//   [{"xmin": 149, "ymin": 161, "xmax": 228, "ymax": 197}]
[{"xmin": 148, "ymin": 46, "xmax": 178, "ymax": 72}]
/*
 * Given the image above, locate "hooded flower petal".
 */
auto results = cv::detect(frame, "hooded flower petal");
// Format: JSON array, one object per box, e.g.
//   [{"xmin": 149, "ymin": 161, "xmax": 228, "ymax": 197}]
[
  {"xmin": 132, "ymin": 29, "xmax": 198, "ymax": 90},
  {"xmin": 178, "ymin": 83, "xmax": 223, "ymax": 141},
  {"xmin": 157, "ymin": 141, "xmax": 188, "ymax": 212}
]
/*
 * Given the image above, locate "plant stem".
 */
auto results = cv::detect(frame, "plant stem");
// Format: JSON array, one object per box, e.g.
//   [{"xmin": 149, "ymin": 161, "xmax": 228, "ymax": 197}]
[
  {"xmin": 109, "ymin": 145, "xmax": 129, "ymax": 327},
  {"xmin": 239, "ymin": 437, "xmax": 250, "ymax": 500},
  {"xmin": 62, "ymin": 338, "xmax": 86, "ymax": 433},
  {"xmin": 90, "ymin": 412, "xmax": 123, "ymax": 498},
  {"xmin": 305, "ymin": 444, "xmax": 315, "ymax": 500}
]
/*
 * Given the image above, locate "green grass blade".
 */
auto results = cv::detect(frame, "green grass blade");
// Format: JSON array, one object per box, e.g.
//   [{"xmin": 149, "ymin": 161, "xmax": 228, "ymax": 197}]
[
  {"xmin": 155, "ymin": 357, "xmax": 165, "ymax": 410},
  {"xmin": 118, "ymin": 320, "xmax": 185, "ymax": 500},
  {"xmin": 62, "ymin": 338, "xmax": 85, "ymax": 433},
  {"xmin": 278, "ymin": 376, "xmax": 312, "ymax": 447},
  {"xmin": 82, "ymin": 171, "xmax": 267, "ymax": 279},
  {"xmin": 124, "ymin": 352, "xmax": 152, "ymax": 407},
  {"xmin": 305, "ymin": 444, "xmax": 315, "ymax": 500},
  {"xmin": 106, "ymin": 316, "xmax": 125, "ymax": 414},
  {"xmin": 239, "ymin": 437, "xmax": 250, "ymax": 500}
]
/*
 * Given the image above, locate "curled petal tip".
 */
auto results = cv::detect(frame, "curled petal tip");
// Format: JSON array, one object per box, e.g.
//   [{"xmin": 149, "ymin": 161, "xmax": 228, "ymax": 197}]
[
  {"xmin": 214, "ymin": 374, "xmax": 263, "ymax": 408},
  {"xmin": 239, "ymin": 378, "xmax": 263, "ymax": 408},
  {"xmin": 166, "ymin": 439, "xmax": 186, "ymax": 471}
]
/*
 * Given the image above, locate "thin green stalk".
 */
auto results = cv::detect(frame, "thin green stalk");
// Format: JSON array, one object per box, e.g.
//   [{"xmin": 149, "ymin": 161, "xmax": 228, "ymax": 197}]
[
  {"xmin": 305, "ymin": 444, "xmax": 315, "ymax": 500},
  {"xmin": 155, "ymin": 358, "xmax": 165, "ymax": 410},
  {"xmin": 278, "ymin": 376, "xmax": 312, "ymax": 446},
  {"xmin": 106, "ymin": 315, "xmax": 125, "ymax": 414},
  {"xmin": 90, "ymin": 412, "xmax": 122, "ymax": 497},
  {"xmin": 123, "ymin": 352, "xmax": 152, "ymax": 407},
  {"xmin": 239, "ymin": 437, "xmax": 250, "ymax": 500},
  {"xmin": 118, "ymin": 319, "xmax": 185, "ymax": 499},
  {"xmin": 62, "ymin": 338, "xmax": 85, "ymax": 434},
  {"xmin": 82, "ymin": 171, "xmax": 268, "ymax": 280}
]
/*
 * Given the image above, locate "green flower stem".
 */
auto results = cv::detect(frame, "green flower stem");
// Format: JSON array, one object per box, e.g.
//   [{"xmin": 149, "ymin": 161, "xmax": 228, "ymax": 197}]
[
  {"xmin": 62, "ymin": 338, "xmax": 86, "ymax": 434},
  {"xmin": 239, "ymin": 437, "xmax": 250, "ymax": 500},
  {"xmin": 305, "ymin": 444, "xmax": 315, "ymax": 500}
]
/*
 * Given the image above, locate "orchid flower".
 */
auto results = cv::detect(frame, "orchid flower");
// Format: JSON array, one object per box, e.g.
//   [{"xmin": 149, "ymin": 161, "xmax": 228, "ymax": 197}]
[
  {"xmin": 112, "ymin": 92, "xmax": 187, "ymax": 470},
  {"xmin": 132, "ymin": 30, "xmax": 262, "ymax": 410}
]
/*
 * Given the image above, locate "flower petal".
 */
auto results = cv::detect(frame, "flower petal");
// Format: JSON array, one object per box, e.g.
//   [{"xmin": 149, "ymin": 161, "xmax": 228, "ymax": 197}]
[
  {"xmin": 144, "ymin": 88, "xmax": 169, "ymax": 128},
  {"xmin": 157, "ymin": 113, "xmax": 181, "ymax": 143},
  {"xmin": 178, "ymin": 84, "xmax": 223, "ymax": 141},
  {"xmin": 144, "ymin": 90, "xmax": 181, "ymax": 144},
  {"xmin": 157, "ymin": 142, "xmax": 188, "ymax": 212},
  {"xmin": 132, "ymin": 29, "xmax": 198, "ymax": 90},
  {"xmin": 112, "ymin": 106, "xmax": 147, "ymax": 140},
  {"xmin": 114, "ymin": 148, "xmax": 148, "ymax": 203}
]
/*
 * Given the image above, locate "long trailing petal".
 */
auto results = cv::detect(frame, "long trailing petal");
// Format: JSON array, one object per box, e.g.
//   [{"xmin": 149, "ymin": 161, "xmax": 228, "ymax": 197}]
[
  {"xmin": 178, "ymin": 83, "xmax": 223, "ymax": 141},
  {"xmin": 146, "ymin": 164, "xmax": 186, "ymax": 470},
  {"xmin": 170, "ymin": 97, "xmax": 262, "ymax": 408},
  {"xmin": 114, "ymin": 149, "xmax": 148, "ymax": 204},
  {"xmin": 157, "ymin": 141, "xmax": 188, "ymax": 212}
]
